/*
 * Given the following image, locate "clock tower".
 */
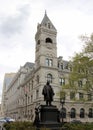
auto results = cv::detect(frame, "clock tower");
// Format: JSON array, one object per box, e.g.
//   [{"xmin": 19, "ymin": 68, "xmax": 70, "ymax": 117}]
[{"xmin": 35, "ymin": 12, "xmax": 59, "ymax": 104}]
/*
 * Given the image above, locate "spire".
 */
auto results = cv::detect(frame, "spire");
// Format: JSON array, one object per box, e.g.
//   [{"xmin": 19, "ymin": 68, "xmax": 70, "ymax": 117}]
[
  {"xmin": 41, "ymin": 11, "xmax": 56, "ymax": 31},
  {"xmin": 45, "ymin": 10, "xmax": 47, "ymax": 15}
]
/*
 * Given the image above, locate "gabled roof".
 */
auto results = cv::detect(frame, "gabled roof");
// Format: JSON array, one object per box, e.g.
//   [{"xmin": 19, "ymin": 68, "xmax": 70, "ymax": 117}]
[
  {"xmin": 41, "ymin": 11, "xmax": 56, "ymax": 31},
  {"xmin": 24, "ymin": 62, "xmax": 34, "ymax": 69}
]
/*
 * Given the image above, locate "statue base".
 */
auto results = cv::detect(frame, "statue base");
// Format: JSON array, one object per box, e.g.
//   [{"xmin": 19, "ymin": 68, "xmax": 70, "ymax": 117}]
[{"xmin": 38, "ymin": 105, "xmax": 62, "ymax": 130}]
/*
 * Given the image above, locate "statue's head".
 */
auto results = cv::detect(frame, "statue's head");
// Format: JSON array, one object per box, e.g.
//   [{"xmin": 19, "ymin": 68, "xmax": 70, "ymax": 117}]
[{"xmin": 47, "ymin": 80, "xmax": 50, "ymax": 85}]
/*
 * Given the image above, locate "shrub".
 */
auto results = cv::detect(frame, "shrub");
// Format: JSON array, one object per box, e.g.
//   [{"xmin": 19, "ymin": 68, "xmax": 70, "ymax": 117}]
[
  {"xmin": 62, "ymin": 122, "xmax": 93, "ymax": 130},
  {"xmin": 4, "ymin": 121, "xmax": 93, "ymax": 130},
  {"xmin": 3, "ymin": 121, "xmax": 35, "ymax": 130},
  {"xmin": 3, "ymin": 121, "xmax": 51, "ymax": 130}
]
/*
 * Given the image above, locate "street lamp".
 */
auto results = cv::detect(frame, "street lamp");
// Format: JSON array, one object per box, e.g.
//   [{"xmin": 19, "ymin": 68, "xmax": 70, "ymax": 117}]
[
  {"xmin": 25, "ymin": 94, "xmax": 27, "ymax": 118},
  {"xmin": 60, "ymin": 98, "xmax": 65, "ymax": 124}
]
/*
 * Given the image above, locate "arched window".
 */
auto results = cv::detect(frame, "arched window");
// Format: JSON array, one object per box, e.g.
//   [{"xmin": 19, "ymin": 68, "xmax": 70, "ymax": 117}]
[
  {"xmin": 60, "ymin": 108, "xmax": 66, "ymax": 118},
  {"xmin": 70, "ymin": 108, "xmax": 76, "ymax": 118},
  {"xmin": 47, "ymin": 74, "xmax": 52, "ymax": 83},
  {"xmin": 88, "ymin": 108, "xmax": 93, "ymax": 118},
  {"xmin": 80, "ymin": 108, "xmax": 85, "ymax": 118},
  {"xmin": 45, "ymin": 38, "xmax": 52, "ymax": 43}
]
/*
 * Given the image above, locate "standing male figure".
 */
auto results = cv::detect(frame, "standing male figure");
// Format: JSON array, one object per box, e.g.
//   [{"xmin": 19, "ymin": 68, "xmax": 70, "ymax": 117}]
[{"xmin": 42, "ymin": 81, "xmax": 55, "ymax": 106}]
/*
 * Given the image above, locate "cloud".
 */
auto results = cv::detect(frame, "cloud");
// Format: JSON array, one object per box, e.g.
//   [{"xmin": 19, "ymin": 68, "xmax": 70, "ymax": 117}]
[{"xmin": 0, "ymin": 4, "xmax": 30, "ymax": 37}]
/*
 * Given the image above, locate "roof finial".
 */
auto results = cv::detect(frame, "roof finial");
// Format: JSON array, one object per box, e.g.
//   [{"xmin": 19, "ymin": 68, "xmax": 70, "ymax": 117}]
[{"xmin": 45, "ymin": 10, "xmax": 47, "ymax": 15}]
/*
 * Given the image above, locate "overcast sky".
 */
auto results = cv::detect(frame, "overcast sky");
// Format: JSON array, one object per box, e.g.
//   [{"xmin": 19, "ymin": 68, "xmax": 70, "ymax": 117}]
[{"xmin": 0, "ymin": 0, "xmax": 93, "ymax": 101}]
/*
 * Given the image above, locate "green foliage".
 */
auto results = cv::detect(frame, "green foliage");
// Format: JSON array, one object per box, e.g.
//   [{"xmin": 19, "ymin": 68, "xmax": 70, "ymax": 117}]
[
  {"xmin": 40, "ymin": 128, "xmax": 50, "ymax": 130},
  {"xmin": 3, "ymin": 121, "xmax": 51, "ymax": 130},
  {"xmin": 60, "ymin": 91, "xmax": 65, "ymax": 100},
  {"xmin": 4, "ymin": 123, "xmax": 11, "ymax": 130},
  {"xmin": 59, "ymin": 33, "xmax": 93, "ymax": 102},
  {"xmin": 68, "ymin": 33, "xmax": 93, "ymax": 92},
  {"xmin": 4, "ymin": 121, "xmax": 35, "ymax": 130},
  {"xmin": 80, "ymin": 33, "xmax": 93, "ymax": 55},
  {"xmin": 3, "ymin": 121, "xmax": 93, "ymax": 130},
  {"xmin": 62, "ymin": 123, "xmax": 93, "ymax": 130}
]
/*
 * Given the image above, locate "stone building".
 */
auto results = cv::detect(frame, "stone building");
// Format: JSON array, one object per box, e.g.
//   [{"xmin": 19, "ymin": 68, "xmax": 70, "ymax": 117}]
[
  {"xmin": 2, "ymin": 12, "xmax": 93, "ymax": 122},
  {"xmin": 1, "ymin": 73, "xmax": 16, "ymax": 117}
]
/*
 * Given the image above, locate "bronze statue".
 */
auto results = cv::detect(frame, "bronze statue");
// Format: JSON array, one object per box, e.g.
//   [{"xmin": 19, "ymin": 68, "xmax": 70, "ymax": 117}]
[{"xmin": 42, "ymin": 81, "xmax": 55, "ymax": 106}]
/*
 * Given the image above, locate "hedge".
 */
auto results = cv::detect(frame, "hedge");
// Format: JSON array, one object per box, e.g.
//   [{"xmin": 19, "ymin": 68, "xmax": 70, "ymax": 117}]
[
  {"xmin": 3, "ymin": 121, "xmax": 50, "ymax": 130},
  {"xmin": 62, "ymin": 122, "xmax": 93, "ymax": 130},
  {"xmin": 3, "ymin": 121, "xmax": 93, "ymax": 130}
]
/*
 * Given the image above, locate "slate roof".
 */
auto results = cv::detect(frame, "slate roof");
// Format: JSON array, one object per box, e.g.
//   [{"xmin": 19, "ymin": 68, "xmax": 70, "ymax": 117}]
[
  {"xmin": 23, "ymin": 62, "xmax": 34, "ymax": 69},
  {"xmin": 41, "ymin": 11, "xmax": 56, "ymax": 31}
]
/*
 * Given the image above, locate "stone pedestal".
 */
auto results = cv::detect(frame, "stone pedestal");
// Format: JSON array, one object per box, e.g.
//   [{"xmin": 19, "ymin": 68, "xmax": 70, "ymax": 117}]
[{"xmin": 38, "ymin": 105, "xmax": 62, "ymax": 130}]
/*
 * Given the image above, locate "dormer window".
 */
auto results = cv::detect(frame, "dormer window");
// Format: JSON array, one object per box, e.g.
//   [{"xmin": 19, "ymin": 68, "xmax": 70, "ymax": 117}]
[
  {"xmin": 45, "ymin": 38, "xmax": 52, "ymax": 43},
  {"xmin": 45, "ymin": 23, "xmax": 47, "ymax": 26},
  {"xmin": 48, "ymin": 23, "xmax": 50, "ymax": 28}
]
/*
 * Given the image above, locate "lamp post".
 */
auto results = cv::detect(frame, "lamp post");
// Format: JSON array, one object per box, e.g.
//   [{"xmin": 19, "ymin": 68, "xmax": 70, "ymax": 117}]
[
  {"xmin": 25, "ymin": 93, "xmax": 27, "ymax": 119},
  {"xmin": 60, "ymin": 99, "xmax": 65, "ymax": 124}
]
